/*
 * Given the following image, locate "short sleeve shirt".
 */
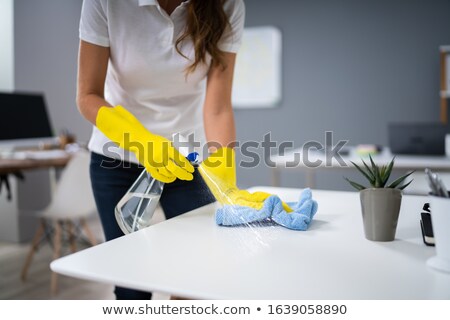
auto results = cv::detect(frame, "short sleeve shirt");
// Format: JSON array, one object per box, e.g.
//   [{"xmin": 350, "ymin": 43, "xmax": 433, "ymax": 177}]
[{"xmin": 79, "ymin": 0, "xmax": 245, "ymax": 162}]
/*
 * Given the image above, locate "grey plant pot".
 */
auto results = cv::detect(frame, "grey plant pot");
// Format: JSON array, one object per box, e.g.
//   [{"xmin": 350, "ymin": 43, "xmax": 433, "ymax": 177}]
[{"xmin": 360, "ymin": 188, "xmax": 402, "ymax": 241}]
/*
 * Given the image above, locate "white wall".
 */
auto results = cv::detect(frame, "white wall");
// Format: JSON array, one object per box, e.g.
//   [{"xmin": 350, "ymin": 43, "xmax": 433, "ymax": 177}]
[{"xmin": 0, "ymin": 0, "xmax": 14, "ymax": 91}]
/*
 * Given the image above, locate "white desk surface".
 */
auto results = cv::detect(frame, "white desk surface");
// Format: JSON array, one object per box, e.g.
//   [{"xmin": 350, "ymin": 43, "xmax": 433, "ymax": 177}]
[
  {"xmin": 271, "ymin": 147, "xmax": 450, "ymax": 170},
  {"xmin": 51, "ymin": 187, "xmax": 450, "ymax": 299}
]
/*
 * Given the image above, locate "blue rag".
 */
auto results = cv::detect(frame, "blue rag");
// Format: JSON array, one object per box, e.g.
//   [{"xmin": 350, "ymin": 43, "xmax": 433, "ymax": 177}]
[{"xmin": 215, "ymin": 188, "xmax": 318, "ymax": 230}]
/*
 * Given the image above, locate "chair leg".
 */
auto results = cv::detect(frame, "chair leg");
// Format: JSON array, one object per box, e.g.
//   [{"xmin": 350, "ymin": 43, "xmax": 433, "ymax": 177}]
[
  {"xmin": 80, "ymin": 218, "xmax": 97, "ymax": 246},
  {"xmin": 67, "ymin": 220, "xmax": 77, "ymax": 253},
  {"xmin": 51, "ymin": 220, "xmax": 62, "ymax": 296},
  {"xmin": 21, "ymin": 219, "xmax": 46, "ymax": 282}
]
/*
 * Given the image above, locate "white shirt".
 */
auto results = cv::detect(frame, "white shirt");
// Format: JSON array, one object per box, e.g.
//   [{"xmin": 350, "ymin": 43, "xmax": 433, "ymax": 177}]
[{"xmin": 79, "ymin": 0, "xmax": 245, "ymax": 163}]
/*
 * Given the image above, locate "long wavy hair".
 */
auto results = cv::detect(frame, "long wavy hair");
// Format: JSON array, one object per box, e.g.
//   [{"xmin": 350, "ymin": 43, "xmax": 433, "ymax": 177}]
[{"xmin": 176, "ymin": 0, "xmax": 230, "ymax": 74}]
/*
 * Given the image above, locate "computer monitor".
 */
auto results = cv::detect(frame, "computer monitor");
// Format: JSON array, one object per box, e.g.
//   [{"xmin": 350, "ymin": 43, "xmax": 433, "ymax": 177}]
[
  {"xmin": 388, "ymin": 122, "xmax": 449, "ymax": 155},
  {"xmin": 0, "ymin": 92, "xmax": 55, "ymax": 150}
]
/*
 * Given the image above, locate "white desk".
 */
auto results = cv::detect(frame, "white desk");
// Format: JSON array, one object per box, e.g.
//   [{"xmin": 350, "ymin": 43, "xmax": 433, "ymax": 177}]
[
  {"xmin": 270, "ymin": 148, "xmax": 450, "ymax": 188},
  {"xmin": 0, "ymin": 151, "xmax": 71, "ymax": 242},
  {"xmin": 51, "ymin": 187, "xmax": 450, "ymax": 299}
]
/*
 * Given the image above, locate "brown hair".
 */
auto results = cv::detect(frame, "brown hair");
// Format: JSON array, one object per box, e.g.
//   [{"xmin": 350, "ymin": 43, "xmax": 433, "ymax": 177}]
[{"xmin": 176, "ymin": 0, "xmax": 230, "ymax": 74}]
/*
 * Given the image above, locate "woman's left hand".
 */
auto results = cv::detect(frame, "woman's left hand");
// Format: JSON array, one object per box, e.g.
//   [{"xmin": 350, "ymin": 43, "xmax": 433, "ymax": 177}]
[{"xmin": 199, "ymin": 147, "xmax": 292, "ymax": 211}]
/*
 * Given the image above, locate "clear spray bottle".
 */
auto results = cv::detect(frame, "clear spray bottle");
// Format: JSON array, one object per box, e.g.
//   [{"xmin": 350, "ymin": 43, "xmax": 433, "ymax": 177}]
[{"xmin": 114, "ymin": 134, "xmax": 199, "ymax": 234}]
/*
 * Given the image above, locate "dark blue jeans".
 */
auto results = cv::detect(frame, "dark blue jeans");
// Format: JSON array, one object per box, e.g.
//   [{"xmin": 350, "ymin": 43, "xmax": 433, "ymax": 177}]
[{"xmin": 89, "ymin": 152, "xmax": 214, "ymax": 300}]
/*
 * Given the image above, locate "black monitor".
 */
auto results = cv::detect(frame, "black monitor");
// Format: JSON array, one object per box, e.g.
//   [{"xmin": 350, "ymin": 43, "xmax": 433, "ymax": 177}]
[
  {"xmin": 0, "ymin": 92, "xmax": 53, "ymax": 142},
  {"xmin": 388, "ymin": 122, "xmax": 449, "ymax": 156}
]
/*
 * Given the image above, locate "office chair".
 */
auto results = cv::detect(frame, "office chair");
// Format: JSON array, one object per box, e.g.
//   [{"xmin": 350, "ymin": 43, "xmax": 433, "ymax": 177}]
[{"xmin": 20, "ymin": 150, "xmax": 98, "ymax": 295}]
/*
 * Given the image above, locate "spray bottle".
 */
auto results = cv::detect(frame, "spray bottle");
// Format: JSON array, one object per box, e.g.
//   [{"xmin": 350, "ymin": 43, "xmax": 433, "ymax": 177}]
[{"xmin": 114, "ymin": 134, "xmax": 199, "ymax": 234}]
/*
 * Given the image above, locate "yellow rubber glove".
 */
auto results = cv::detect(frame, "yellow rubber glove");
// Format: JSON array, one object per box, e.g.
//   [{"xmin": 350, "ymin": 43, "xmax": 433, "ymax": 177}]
[
  {"xmin": 199, "ymin": 147, "xmax": 292, "ymax": 212},
  {"xmin": 96, "ymin": 105, "xmax": 194, "ymax": 183}
]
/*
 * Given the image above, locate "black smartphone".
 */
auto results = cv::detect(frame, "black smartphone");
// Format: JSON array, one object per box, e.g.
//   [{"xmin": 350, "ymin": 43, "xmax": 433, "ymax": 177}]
[{"xmin": 420, "ymin": 203, "xmax": 434, "ymax": 246}]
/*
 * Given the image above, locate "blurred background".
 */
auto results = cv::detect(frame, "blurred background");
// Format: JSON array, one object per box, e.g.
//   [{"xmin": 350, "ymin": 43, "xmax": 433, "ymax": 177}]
[{"xmin": 1, "ymin": 0, "xmax": 450, "ymax": 299}]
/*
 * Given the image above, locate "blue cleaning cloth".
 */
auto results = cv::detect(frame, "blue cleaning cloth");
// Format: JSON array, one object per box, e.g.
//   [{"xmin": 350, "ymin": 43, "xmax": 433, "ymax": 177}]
[
  {"xmin": 215, "ymin": 202, "xmax": 272, "ymax": 226},
  {"xmin": 271, "ymin": 188, "xmax": 318, "ymax": 230},
  {"xmin": 215, "ymin": 188, "xmax": 318, "ymax": 230}
]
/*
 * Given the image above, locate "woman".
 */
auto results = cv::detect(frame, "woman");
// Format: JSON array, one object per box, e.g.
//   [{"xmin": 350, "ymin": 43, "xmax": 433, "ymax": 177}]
[{"xmin": 78, "ymin": 0, "xmax": 274, "ymax": 300}]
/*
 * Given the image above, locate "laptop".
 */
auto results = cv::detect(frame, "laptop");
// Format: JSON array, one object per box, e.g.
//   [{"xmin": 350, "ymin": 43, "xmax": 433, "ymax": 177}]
[{"xmin": 388, "ymin": 123, "xmax": 449, "ymax": 156}]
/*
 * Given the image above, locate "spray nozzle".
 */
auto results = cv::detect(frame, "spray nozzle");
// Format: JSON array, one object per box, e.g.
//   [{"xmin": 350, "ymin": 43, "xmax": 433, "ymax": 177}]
[
  {"xmin": 187, "ymin": 152, "xmax": 200, "ymax": 164},
  {"xmin": 172, "ymin": 133, "xmax": 200, "ymax": 164}
]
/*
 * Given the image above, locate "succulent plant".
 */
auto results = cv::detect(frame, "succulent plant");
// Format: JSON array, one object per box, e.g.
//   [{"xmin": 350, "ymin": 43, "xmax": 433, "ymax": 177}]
[{"xmin": 345, "ymin": 155, "xmax": 413, "ymax": 191}]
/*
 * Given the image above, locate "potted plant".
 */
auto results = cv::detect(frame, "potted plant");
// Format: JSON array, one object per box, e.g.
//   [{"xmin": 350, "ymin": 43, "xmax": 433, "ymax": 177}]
[{"xmin": 345, "ymin": 156, "xmax": 413, "ymax": 241}]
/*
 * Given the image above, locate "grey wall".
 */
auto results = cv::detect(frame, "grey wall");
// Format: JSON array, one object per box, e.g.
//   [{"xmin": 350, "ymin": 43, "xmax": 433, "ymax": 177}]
[
  {"xmin": 13, "ymin": 0, "xmax": 450, "ymax": 190},
  {"xmin": 14, "ymin": 0, "xmax": 90, "ymax": 142},
  {"xmin": 236, "ymin": 0, "xmax": 450, "ymax": 189}
]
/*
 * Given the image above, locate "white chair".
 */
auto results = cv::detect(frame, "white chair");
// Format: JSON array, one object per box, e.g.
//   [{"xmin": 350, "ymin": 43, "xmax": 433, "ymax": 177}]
[{"xmin": 21, "ymin": 150, "xmax": 98, "ymax": 295}]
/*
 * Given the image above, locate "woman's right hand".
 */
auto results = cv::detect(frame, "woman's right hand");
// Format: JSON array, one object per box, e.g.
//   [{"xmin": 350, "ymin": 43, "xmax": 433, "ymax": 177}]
[{"xmin": 96, "ymin": 105, "xmax": 194, "ymax": 183}]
